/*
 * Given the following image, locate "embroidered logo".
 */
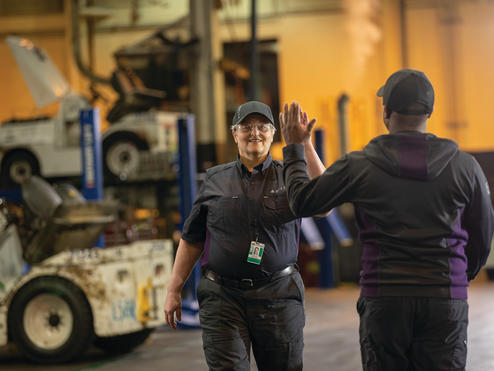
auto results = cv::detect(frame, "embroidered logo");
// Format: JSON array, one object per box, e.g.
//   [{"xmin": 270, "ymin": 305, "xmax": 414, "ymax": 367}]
[{"xmin": 270, "ymin": 185, "xmax": 286, "ymax": 194}]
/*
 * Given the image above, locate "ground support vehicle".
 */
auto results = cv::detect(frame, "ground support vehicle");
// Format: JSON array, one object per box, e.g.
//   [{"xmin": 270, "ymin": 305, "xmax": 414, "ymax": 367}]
[
  {"xmin": 0, "ymin": 36, "xmax": 178, "ymax": 187},
  {"xmin": 0, "ymin": 177, "xmax": 173, "ymax": 363}
]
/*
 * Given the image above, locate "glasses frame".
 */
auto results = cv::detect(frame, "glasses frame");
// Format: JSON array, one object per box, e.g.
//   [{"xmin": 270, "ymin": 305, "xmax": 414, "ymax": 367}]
[{"xmin": 233, "ymin": 123, "xmax": 276, "ymax": 133}]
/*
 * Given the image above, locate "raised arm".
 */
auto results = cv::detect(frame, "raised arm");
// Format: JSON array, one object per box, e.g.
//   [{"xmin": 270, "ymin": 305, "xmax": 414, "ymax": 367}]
[
  {"xmin": 280, "ymin": 102, "xmax": 330, "ymax": 216},
  {"xmin": 164, "ymin": 238, "xmax": 204, "ymax": 329},
  {"xmin": 305, "ymin": 138, "xmax": 326, "ymax": 179}
]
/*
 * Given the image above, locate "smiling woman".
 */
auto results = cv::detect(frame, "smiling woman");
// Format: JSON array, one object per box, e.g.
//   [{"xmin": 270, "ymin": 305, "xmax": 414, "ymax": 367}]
[
  {"xmin": 164, "ymin": 100, "xmax": 328, "ymax": 371},
  {"xmin": 232, "ymin": 111, "xmax": 276, "ymax": 171}
]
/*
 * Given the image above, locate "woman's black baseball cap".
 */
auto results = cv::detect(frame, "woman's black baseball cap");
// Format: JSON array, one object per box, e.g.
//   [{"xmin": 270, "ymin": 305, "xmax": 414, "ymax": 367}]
[{"xmin": 232, "ymin": 101, "xmax": 275, "ymax": 126}]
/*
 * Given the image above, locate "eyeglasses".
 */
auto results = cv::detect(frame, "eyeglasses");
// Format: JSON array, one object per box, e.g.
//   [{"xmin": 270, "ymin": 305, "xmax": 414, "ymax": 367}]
[{"xmin": 235, "ymin": 123, "xmax": 274, "ymax": 133}]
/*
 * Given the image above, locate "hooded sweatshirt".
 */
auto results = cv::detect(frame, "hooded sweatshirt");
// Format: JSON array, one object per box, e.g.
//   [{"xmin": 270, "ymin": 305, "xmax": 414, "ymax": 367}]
[{"xmin": 283, "ymin": 132, "xmax": 494, "ymax": 299}]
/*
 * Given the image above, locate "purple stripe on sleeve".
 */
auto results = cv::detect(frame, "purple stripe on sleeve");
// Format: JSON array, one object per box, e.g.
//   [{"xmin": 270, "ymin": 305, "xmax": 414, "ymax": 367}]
[
  {"xmin": 355, "ymin": 206, "xmax": 379, "ymax": 296},
  {"xmin": 447, "ymin": 208, "xmax": 469, "ymax": 299},
  {"xmin": 398, "ymin": 135, "xmax": 428, "ymax": 180}
]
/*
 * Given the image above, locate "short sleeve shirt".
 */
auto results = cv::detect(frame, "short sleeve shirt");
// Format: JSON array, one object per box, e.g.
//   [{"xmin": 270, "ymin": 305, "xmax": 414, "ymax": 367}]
[{"xmin": 181, "ymin": 154, "xmax": 300, "ymax": 279}]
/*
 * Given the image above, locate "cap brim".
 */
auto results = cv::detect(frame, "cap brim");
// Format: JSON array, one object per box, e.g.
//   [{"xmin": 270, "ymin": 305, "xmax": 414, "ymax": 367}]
[
  {"xmin": 237, "ymin": 111, "xmax": 274, "ymax": 125},
  {"xmin": 377, "ymin": 86, "xmax": 384, "ymax": 97},
  {"xmin": 235, "ymin": 112, "xmax": 273, "ymax": 126}
]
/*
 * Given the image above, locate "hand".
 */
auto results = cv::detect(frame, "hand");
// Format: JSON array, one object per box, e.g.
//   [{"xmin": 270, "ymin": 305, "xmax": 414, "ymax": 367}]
[
  {"xmin": 300, "ymin": 108, "xmax": 317, "ymax": 145},
  {"xmin": 279, "ymin": 102, "xmax": 316, "ymax": 145},
  {"xmin": 164, "ymin": 290, "xmax": 182, "ymax": 330}
]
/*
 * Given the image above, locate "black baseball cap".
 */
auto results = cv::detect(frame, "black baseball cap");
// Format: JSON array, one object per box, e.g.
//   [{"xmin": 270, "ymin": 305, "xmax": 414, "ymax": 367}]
[
  {"xmin": 377, "ymin": 68, "xmax": 434, "ymax": 115},
  {"xmin": 232, "ymin": 101, "xmax": 274, "ymax": 126}
]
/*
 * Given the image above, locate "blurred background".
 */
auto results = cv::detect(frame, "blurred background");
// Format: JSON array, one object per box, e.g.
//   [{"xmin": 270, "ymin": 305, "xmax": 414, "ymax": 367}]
[{"xmin": 2, "ymin": 0, "xmax": 494, "ymax": 166}]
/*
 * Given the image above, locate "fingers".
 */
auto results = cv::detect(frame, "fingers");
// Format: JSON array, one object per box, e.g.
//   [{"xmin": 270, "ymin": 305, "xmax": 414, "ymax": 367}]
[
  {"xmin": 164, "ymin": 300, "xmax": 180, "ymax": 330},
  {"xmin": 280, "ymin": 101, "xmax": 302, "ymax": 126},
  {"xmin": 165, "ymin": 310, "xmax": 177, "ymax": 330},
  {"xmin": 307, "ymin": 118, "xmax": 317, "ymax": 133},
  {"xmin": 289, "ymin": 102, "xmax": 299, "ymax": 125},
  {"xmin": 280, "ymin": 103, "xmax": 289, "ymax": 129},
  {"xmin": 280, "ymin": 101, "xmax": 313, "ymax": 131},
  {"xmin": 283, "ymin": 103, "xmax": 289, "ymax": 127}
]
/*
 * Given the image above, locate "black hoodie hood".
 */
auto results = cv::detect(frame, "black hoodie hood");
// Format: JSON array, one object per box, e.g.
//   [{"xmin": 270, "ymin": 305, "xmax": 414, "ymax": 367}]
[{"xmin": 363, "ymin": 132, "xmax": 458, "ymax": 180}]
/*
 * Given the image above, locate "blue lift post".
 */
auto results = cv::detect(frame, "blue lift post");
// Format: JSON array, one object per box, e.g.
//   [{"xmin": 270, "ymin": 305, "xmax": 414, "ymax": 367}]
[
  {"xmin": 313, "ymin": 129, "xmax": 334, "ymax": 288},
  {"xmin": 313, "ymin": 129, "xmax": 353, "ymax": 288},
  {"xmin": 80, "ymin": 108, "xmax": 105, "ymax": 247},
  {"xmin": 177, "ymin": 114, "xmax": 201, "ymax": 328}
]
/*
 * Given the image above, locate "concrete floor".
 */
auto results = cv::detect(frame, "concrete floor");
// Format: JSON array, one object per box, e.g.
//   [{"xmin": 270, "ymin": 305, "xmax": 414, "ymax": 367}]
[{"xmin": 2, "ymin": 277, "xmax": 494, "ymax": 370}]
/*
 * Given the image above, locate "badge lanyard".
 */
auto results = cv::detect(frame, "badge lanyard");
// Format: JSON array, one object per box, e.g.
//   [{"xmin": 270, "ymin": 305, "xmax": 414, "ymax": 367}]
[{"xmin": 239, "ymin": 165, "xmax": 266, "ymax": 265}]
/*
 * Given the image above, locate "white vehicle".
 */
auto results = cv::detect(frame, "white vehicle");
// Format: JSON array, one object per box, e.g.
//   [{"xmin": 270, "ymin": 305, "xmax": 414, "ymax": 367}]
[
  {"xmin": 0, "ymin": 36, "xmax": 179, "ymax": 187},
  {"xmin": 0, "ymin": 176, "xmax": 173, "ymax": 363}
]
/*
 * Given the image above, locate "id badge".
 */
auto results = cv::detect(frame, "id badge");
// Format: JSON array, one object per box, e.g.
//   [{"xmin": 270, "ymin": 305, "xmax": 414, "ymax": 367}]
[{"xmin": 247, "ymin": 241, "xmax": 265, "ymax": 265}]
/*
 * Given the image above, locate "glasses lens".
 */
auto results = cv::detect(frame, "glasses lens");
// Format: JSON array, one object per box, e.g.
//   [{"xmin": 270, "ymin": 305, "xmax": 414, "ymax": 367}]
[{"xmin": 238, "ymin": 124, "xmax": 271, "ymax": 133}]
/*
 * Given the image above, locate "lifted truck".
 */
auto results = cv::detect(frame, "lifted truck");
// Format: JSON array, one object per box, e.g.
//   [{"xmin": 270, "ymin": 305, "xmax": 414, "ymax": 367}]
[
  {"xmin": 0, "ymin": 176, "xmax": 172, "ymax": 363},
  {"xmin": 0, "ymin": 36, "xmax": 179, "ymax": 187}
]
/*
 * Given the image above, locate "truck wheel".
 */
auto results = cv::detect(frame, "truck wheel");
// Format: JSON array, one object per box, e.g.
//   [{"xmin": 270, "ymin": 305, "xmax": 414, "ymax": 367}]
[
  {"xmin": 1, "ymin": 151, "xmax": 39, "ymax": 187},
  {"xmin": 103, "ymin": 135, "xmax": 148, "ymax": 183},
  {"xmin": 8, "ymin": 277, "xmax": 93, "ymax": 364},
  {"xmin": 94, "ymin": 328, "xmax": 153, "ymax": 354}
]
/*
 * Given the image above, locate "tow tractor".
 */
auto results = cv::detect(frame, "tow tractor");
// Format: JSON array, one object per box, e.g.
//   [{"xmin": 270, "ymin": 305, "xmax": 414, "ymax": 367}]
[
  {"xmin": 0, "ymin": 176, "xmax": 173, "ymax": 363},
  {"xmin": 0, "ymin": 36, "xmax": 178, "ymax": 187}
]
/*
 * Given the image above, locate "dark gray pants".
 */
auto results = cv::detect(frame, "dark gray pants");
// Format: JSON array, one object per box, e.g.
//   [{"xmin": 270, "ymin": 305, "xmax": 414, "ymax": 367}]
[
  {"xmin": 357, "ymin": 296, "xmax": 469, "ymax": 371},
  {"xmin": 197, "ymin": 271, "xmax": 305, "ymax": 371}
]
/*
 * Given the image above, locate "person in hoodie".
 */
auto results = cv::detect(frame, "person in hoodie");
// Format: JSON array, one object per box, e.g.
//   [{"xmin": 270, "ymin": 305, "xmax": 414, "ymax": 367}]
[{"xmin": 279, "ymin": 69, "xmax": 494, "ymax": 371}]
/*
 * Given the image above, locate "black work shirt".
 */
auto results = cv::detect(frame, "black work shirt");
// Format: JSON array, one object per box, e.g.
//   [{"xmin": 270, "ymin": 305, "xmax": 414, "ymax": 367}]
[{"xmin": 182, "ymin": 154, "xmax": 300, "ymax": 279}]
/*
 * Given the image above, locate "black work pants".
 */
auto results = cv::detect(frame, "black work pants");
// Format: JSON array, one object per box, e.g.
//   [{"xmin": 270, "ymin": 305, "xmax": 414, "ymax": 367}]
[
  {"xmin": 197, "ymin": 271, "xmax": 305, "ymax": 371},
  {"xmin": 357, "ymin": 296, "xmax": 468, "ymax": 371}
]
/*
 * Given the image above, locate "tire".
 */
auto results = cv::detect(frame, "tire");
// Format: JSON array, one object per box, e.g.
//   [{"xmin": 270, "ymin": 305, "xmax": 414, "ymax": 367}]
[
  {"xmin": 103, "ymin": 134, "xmax": 148, "ymax": 183},
  {"xmin": 93, "ymin": 328, "xmax": 153, "ymax": 354},
  {"xmin": 8, "ymin": 277, "xmax": 94, "ymax": 364},
  {"xmin": 1, "ymin": 151, "xmax": 39, "ymax": 188}
]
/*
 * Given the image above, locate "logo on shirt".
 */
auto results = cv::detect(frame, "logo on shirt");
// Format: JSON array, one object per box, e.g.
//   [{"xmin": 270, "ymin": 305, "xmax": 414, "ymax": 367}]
[{"xmin": 270, "ymin": 185, "xmax": 286, "ymax": 194}]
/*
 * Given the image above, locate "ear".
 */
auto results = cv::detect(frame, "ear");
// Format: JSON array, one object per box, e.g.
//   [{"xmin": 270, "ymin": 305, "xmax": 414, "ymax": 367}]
[
  {"xmin": 232, "ymin": 130, "xmax": 238, "ymax": 144},
  {"xmin": 384, "ymin": 106, "xmax": 392, "ymax": 119},
  {"xmin": 383, "ymin": 107, "xmax": 391, "ymax": 131}
]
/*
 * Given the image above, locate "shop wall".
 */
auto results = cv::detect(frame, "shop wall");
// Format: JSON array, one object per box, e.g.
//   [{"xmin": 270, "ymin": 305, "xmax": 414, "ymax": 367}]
[
  {"xmin": 219, "ymin": 0, "xmax": 494, "ymax": 161},
  {"xmin": 1, "ymin": 0, "xmax": 494, "ymax": 161},
  {"xmin": 218, "ymin": 2, "xmax": 387, "ymax": 163},
  {"xmin": 406, "ymin": 1, "xmax": 494, "ymax": 151}
]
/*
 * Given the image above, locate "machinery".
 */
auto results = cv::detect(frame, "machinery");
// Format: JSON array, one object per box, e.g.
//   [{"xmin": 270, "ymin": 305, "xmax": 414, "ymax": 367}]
[
  {"xmin": 0, "ymin": 176, "xmax": 173, "ymax": 363},
  {"xmin": 0, "ymin": 36, "xmax": 179, "ymax": 187}
]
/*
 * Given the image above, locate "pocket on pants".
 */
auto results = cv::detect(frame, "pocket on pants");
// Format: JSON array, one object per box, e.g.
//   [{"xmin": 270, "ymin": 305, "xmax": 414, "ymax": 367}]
[
  {"xmin": 290, "ymin": 272, "xmax": 305, "ymax": 302},
  {"xmin": 447, "ymin": 299, "xmax": 468, "ymax": 370},
  {"xmin": 359, "ymin": 336, "xmax": 380, "ymax": 371},
  {"xmin": 356, "ymin": 296, "xmax": 366, "ymax": 315},
  {"xmin": 202, "ymin": 333, "xmax": 250, "ymax": 371},
  {"xmin": 451, "ymin": 338, "xmax": 467, "ymax": 370}
]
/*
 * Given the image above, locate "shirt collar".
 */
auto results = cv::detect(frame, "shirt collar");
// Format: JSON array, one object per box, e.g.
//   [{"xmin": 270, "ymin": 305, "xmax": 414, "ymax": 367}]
[{"xmin": 236, "ymin": 153, "xmax": 273, "ymax": 175}]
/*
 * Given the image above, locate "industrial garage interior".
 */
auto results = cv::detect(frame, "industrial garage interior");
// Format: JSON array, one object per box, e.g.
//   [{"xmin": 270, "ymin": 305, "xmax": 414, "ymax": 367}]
[{"xmin": 1, "ymin": 0, "xmax": 494, "ymax": 370}]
